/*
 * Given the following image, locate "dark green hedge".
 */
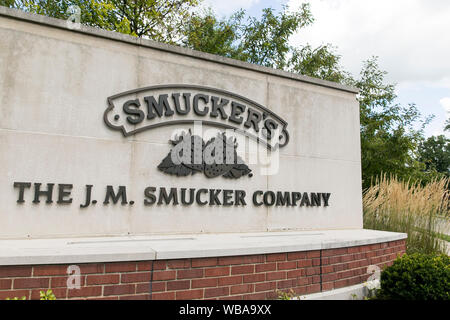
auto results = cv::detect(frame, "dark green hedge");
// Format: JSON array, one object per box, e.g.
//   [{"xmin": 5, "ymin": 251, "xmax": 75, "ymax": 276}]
[{"xmin": 378, "ymin": 253, "xmax": 449, "ymax": 300}]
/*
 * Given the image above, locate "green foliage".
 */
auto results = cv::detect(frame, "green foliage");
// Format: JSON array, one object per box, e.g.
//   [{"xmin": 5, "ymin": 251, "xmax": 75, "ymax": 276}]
[
  {"xmin": 276, "ymin": 289, "xmax": 297, "ymax": 300},
  {"xmin": 103, "ymin": 0, "xmax": 200, "ymax": 42},
  {"xmin": 5, "ymin": 295, "xmax": 26, "ymax": 300},
  {"xmin": 377, "ymin": 253, "xmax": 450, "ymax": 300},
  {"xmin": 0, "ymin": 0, "xmax": 199, "ymax": 42},
  {"xmin": 181, "ymin": 8, "xmax": 244, "ymax": 57},
  {"xmin": 182, "ymin": 5, "xmax": 355, "ymax": 85},
  {"xmin": 183, "ymin": 4, "xmax": 313, "ymax": 70},
  {"xmin": 182, "ymin": 5, "xmax": 348, "ymax": 83},
  {"xmin": 287, "ymin": 44, "xmax": 350, "ymax": 84},
  {"xmin": 5, "ymin": 289, "xmax": 56, "ymax": 300},
  {"xmin": 350, "ymin": 57, "xmax": 432, "ymax": 189},
  {"xmin": 233, "ymin": 5, "xmax": 313, "ymax": 69},
  {"xmin": 418, "ymin": 135, "xmax": 450, "ymax": 176},
  {"xmin": 40, "ymin": 289, "xmax": 56, "ymax": 300}
]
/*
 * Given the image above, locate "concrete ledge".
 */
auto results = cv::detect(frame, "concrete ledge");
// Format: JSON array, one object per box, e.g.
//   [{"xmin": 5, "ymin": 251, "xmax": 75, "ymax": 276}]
[
  {"xmin": 297, "ymin": 280, "xmax": 379, "ymax": 300},
  {"xmin": 0, "ymin": 6, "xmax": 358, "ymax": 94},
  {"xmin": 0, "ymin": 229, "xmax": 406, "ymax": 266}
]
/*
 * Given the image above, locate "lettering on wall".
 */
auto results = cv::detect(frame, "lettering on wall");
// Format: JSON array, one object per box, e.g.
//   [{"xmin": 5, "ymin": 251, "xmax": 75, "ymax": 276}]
[
  {"xmin": 13, "ymin": 182, "xmax": 331, "ymax": 209},
  {"xmin": 11, "ymin": 86, "xmax": 332, "ymax": 210}
]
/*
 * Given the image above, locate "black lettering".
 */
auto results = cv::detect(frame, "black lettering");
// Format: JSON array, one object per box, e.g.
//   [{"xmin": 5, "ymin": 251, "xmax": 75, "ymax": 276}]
[
  {"xmin": 210, "ymin": 96, "xmax": 229, "ymax": 119},
  {"xmin": 172, "ymin": 93, "xmax": 191, "ymax": 115},
  {"xmin": 263, "ymin": 119, "xmax": 278, "ymax": 140},
  {"xmin": 263, "ymin": 191, "xmax": 276, "ymax": 206},
  {"xmin": 33, "ymin": 183, "xmax": 54, "ymax": 204},
  {"xmin": 104, "ymin": 185, "xmax": 127, "ymax": 205},
  {"xmin": 300, "ymin": 192, "xmax": 310, "ymax": 207},
  {"xmin": 209, "ymin": 189, "xmax": 222, "ymax": 206},
  {"xmin": 222, "ymin": 189, "xmax": 233, "ymax": 206},
  {"xmin": 181, "ymin": 188, "xmax": 195, "ymax": 205},
  {"xmin": 244, "ymin": 108, "xmax": 262, "ymax": 132},
  {"xmin": 57, "ymin": 184, "xmax": 73, "ymax": 204},
  {"xmin": 145, "ymin": 94, "xmax": 174, "ymax": 119},
  {"xmin": 253, "ymin": 191, "xmax": 264, "ymax": 206},
  {"xmin": 322, "ymin": 193, "xmax": 331, "ymax": 207},
  {"xmin": 193, "ymin": 94, "xmax": 209, "ymax": 116},
  {"xmin": 80, "ymin": 185, "xmax": 93, "ymax": 208},
  {"xmin": 234, "ymin": 190, "xmax": 247, "ymax": 206},
  {"xmin": 196, "ymin": 189, "xmax": 208, "ymax": 205},
  {"xmin": 229, "ymin": 102, "xmax": 246, "ymax": 124},
  {"xmin": 123, "ymin": 99, "xmax": 144, "ymax": 124},
  {"xmin": 144, "ymin": 187, "xmax": 157, "ymax": 205},
  {"xmin": 310, "ymin": 193, "xmax": 321, "ymax": 207},
  {"xmin": 158, "ymin": 187, "xmax": 179, "ymax": 205},
  {"xmin": 292, "ymin": 192, "xmax": 301, "ymax": 206},
  {"xmin": 13, "ymin": 182, "xmax": 31, "ymax": 203},
  {"xmin": 276, "ymin": 191, "xmax": 291, "ymax": 206}
]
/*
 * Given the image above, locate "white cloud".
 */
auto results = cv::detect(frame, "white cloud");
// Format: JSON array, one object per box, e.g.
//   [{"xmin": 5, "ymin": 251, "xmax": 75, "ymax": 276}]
[
  {"xmin": 287, "ymin": 0, "xmax": 450, "ymax": 87},
  {"xmin": 440, "ymin": 97, "xmax": 450, "ymax": 119},
  {"xmin": 203, "ymin": 0, "xmax": 261, "ymax": 16}
]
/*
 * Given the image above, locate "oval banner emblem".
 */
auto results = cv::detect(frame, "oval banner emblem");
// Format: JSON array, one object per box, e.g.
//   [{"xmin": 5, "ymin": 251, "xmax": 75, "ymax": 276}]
[{"xmin": 104, "ymin": 84, "xmax": 289, "ymax": 150}]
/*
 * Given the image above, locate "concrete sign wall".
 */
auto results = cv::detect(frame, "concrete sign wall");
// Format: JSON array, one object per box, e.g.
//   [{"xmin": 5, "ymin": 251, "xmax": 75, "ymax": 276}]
[{"xmin": 0, "ymin": 8, "xmax": 363, "ymax": 239}]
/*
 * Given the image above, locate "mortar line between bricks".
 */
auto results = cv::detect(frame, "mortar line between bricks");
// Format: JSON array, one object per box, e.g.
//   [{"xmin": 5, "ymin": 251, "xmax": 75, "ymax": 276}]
[
  {"xmin": 319, "ymin": 249, "xmax": 323, "ymax": 292},
  {"xmin": 149, "ymin": 260, "xmax": 154, "ymax": 300}
]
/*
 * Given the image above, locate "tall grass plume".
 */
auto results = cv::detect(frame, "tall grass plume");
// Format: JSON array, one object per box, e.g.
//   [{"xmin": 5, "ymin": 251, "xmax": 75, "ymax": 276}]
[{"xmin": 363, "ymin": 175, "xmax": 449, "ymax": 255}]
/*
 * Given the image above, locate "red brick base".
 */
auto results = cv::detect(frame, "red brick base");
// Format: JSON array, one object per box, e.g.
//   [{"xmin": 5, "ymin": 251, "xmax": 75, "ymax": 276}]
[{"xmin": 0, "ymin": 239, "xmax": 406, "ymax": 300}]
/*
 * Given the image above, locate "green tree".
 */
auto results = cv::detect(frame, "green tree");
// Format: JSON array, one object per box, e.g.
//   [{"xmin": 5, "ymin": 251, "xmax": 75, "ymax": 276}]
[
  {"xmin": 103, "ymin": 0, "xmax": 199, "ymax": 41},
  {"xmin": 418, "ymin": 135, "xmax": 450, "ymax": 176},
  {"xmin": 0, "ymin": 0, "xmax": 199, "ymax": 41},
  {"xmin": 232, "ymin": 5, "xmax": 313, "ymax": 69},
  {"xmin": 287, "ymin": 44, "xmax": 350, "ymax": 84},
  {"xmin": 182, "ymin": 4, "xmax": 314, "ymax": 70},
  {"xmin": 350, "ymin": 57, "xmax": 431, "ymax": 188},
  {"xmin": 181, "ymin": 5, "xmax": 349, "ymax": 84},
  {"xmin": 181, "ymin": 8, "xmax": 244, "ymax": 57}
]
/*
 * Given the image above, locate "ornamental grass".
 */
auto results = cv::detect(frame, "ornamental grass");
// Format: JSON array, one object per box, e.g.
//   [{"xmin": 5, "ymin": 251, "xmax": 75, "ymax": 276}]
[{"xmin": 363, "ymin": 175, "xmax": 449, "ymax": 255}]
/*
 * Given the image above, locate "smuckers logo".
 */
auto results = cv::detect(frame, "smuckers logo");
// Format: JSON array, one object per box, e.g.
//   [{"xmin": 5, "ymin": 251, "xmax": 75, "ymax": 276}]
[
  {"xmin": 104, "ymin": 85, "xmax": 290, "ymax": 178},
  {"xmin": 104, "ymin": 85, "xmax": 289, "ymax": 150}
]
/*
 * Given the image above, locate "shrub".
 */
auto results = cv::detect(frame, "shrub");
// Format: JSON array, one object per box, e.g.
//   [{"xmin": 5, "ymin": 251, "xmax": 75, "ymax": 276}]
[{"xmin": 378, "ymin": 253, "xmax": 450, "ymax": 300}]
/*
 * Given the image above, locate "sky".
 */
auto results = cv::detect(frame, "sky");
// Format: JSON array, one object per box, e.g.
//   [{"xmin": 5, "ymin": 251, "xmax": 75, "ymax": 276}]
[{"xmin": 204, "ymin": 0, "xmax": 450, "ymax": 138}]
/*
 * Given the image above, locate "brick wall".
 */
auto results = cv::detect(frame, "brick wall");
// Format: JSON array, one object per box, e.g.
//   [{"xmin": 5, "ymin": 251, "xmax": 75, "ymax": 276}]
[{"xmin": 0, "ymin": 239, "xmax": 406, "ymax": 300}]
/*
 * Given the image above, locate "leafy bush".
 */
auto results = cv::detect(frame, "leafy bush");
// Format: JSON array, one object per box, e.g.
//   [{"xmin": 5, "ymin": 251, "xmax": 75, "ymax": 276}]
[{"xmin": 378, "ymin": 253, "xmax": 450, "ymax": 300}]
